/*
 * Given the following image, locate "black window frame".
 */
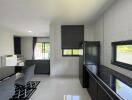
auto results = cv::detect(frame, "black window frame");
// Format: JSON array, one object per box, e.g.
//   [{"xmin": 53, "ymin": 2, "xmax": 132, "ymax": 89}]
[
  {"xmin": 62, "ymin": 49, "xmax": 82, "ymax": 57},
  {"xmin": 34, "ymin": 42, "xmax": 50, "ymax": 60},
  {"xmin": 111, "ymin": 40, "xmax": 132, "ymax": 71}
]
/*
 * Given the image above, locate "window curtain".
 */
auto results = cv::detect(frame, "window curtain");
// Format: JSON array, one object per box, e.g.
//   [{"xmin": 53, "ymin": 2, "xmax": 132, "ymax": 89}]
[{"xmin": 32, "ymin": 37, "xmax": 37, "ymax": 59}]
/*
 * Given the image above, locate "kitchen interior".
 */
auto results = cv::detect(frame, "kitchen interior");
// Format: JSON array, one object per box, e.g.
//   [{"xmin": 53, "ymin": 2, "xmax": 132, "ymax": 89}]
[
  {"xmin": 14, "ymin": 36, "xmax": 50, "ymax": 74},
  {"xmin": 0, "ymin": 0, "xmax": 132, "ymax": 100}
]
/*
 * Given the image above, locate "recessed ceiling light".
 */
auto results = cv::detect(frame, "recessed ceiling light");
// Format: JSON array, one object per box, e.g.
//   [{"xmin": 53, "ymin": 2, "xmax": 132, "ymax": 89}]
[{"xmin": 28, "ymin": 30, "xmax": 32, "ymax": 33}]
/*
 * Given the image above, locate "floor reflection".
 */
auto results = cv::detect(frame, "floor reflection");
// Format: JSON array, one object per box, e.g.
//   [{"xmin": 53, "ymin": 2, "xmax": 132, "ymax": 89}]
[{"xmin": 64, "ymin": 95, "xmax": 80, "ymax": 100}]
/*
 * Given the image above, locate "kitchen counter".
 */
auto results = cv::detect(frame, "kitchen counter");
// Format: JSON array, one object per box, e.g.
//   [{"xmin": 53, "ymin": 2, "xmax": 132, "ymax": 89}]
[
  {"xmin": 0, "ymin": 66, "xmax": 15, "ymax": 81},
  {"xmin": 0, "ymin": 65, "xmax": 34, "ymax": 81},
  {"xmin": 85, "ymin": 65, "xmax": 122, "ymax": 100},
  {"xmin": 83, "ymin": 65, "xmax": 132, "ymax": 100}
]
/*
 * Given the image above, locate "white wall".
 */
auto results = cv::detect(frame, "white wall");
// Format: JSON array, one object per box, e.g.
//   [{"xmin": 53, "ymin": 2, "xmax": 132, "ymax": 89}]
[
  {"xmin": 95, "ymin": 0, "xmax": 132, "ymax": 78},
  {"xmin": 21, "ymin": 37, "xmax": 33, "ymax": 60},
  {"xmin": 21, "ymin": 37, "xmax": 50, "ymax": 60},
  {"xmin": 84, "ymin": 25, "xmax": 95, "ymax": 41},
  {"xmin": 0, "ymin": 29, "xmax": 14, "ymax": 56},
  {"xmin": 0, "ymin": 28, "xmax": 14, "ymax": 67},
  {"xmin": 50, "ymin": 23, "xmax": 95, "ymax": 77},
  {"xmin": 94, "ymin": 17, "xmax": 104, "ymax": 65},
  {"xmin": 37, "ymin": 37, "xmax": 50, "ymax": 43}
]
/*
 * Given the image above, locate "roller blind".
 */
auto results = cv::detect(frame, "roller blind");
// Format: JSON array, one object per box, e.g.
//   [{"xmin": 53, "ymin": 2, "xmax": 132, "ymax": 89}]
[{"xmin": 61, "ymin": 25, "xmax": 84, "ymax": 49}]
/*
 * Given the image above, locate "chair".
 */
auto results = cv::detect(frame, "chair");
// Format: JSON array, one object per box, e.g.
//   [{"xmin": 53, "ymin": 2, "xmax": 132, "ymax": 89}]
[{"xmin": 15, "ymin": 64, "xmax": 36, "ymax": 90}]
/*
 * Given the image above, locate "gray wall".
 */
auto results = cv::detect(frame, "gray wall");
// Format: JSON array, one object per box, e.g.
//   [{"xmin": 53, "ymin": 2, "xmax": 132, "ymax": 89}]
[
  {"xmin": 94, "ymin": 0, "xmax": 132, "ymax": 78},
  {"xmin": 84, "ymin": 25, "xmax": 95, "ymax": 41},
  {"xmin": 50, "ymin": 22, "xmax": 94, "ymax": 77},
  {"xmin": 21, "ymin": 37, "xmax": 33, "ymax": 60},
  {"xmin": 94, "ymin": 17, "xmax": 104, "ymax": 65}
]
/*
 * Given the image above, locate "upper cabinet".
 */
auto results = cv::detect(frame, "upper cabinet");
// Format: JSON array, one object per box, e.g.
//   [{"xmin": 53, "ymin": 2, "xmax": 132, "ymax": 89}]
[{"xmin": 61, "ymin": 25, "xmax": 84, "ymax": 49}]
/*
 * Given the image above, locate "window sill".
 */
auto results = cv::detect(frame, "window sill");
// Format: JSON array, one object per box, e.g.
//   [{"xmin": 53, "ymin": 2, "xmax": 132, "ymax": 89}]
[{"xmin": 111, "ymin": 61, "xmax": 132, "ymax": 71}]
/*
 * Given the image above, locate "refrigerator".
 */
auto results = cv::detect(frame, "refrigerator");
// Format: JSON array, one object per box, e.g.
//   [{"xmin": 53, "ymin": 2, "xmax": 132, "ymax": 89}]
[{"xmin": 79, "ymin": 41, "xmax": 100, "ymax": 87}]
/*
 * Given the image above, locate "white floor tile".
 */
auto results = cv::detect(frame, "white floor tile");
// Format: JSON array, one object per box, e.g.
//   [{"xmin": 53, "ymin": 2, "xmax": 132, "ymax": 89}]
[{"xmin": 30, "ymin": 75, "xmax": 91, "ymax": 100}]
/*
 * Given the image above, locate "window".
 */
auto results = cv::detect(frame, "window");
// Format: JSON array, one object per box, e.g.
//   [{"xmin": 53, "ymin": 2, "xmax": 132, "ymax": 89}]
[
  {"xmin": 34, "ymin": 42, "xmax": 50, "ymax": 60},
  {"xmin": 115, "ymin": 78, "xmax": 132, "ymax": 100},
  {"xmin": 116, "ymin": 45, "xmax": 132, "ymax": 65},
  {"xmin": 62, "ymin": 49, "xmax": 83, "ymax": 56},
  {"xmin": 112, "ymin": 40, "xmax": 132, "ymax": 71}
]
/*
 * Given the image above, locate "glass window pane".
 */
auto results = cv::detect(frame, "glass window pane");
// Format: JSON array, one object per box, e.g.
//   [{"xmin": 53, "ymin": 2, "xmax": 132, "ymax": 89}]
[
  {"xmin": 73, "ymin": 49, "xmax": 83, "ymax": 55},
  {"xmin": 42, "ymin": 43, "xmax": 45, "ymax": 53},
  {"xmin": 73, "ymin": 49, "xmax": 80, "ymax": 55},
  {"xmin": 115, "ymin": 79, "xmax": 132, "ymax": 100},
  {"xmin": 35, "ymin": 43, "xmax": 43, "ymax": 60},
  {"xmin": 63, "ymin": 49, "xmax": 72, "ymax": 55},
  {"xmin": 116, "ymin": 45, "xmax": 132, "ymax": 65},
  {"xmin": 35, "ymin": 42, "xmax": 50, "ymax": 60},
  {"xmin": 44, "ymin": 43, "xmax": 50, "ymax": 60},
  {"xmin": 45, "ymin": 43, "xmax": 50, "ymax": 53}
]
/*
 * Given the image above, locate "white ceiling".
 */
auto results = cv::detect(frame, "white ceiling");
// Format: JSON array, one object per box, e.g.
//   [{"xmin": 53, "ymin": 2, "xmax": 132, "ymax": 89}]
[{"xmin": 0, "ymin": 0, "xmax": 114, "ymax": 37}]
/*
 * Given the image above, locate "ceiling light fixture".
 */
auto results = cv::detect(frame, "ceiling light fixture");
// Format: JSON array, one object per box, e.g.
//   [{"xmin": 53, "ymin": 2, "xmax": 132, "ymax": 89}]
[{"xmin": 28, "ymin": 30, "xmax": 32, "ymax": 33}]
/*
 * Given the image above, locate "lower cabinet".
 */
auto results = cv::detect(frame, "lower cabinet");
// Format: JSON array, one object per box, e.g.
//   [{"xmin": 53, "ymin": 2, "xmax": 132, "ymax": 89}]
[
  {"xmin": 83, "ymin": 66, "xmax": 89, "ymax": 88},
  {"xmin": 97, "ymin": 84, "xmax": 112, "ymax": 100},
  {"xmin": 88, "ymin": 75, "xmax": 97, "ymax": 100},
  {"xmin": 87, "ymin": 71, "xmax": 112, "ymax": 100},
  {"xmin": 25, "ymin": 60, "xmax": 50, "ymax": 74}
]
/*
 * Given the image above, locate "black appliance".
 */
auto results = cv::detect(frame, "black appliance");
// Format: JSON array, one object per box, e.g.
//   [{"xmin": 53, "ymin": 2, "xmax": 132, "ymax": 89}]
[{"xmin": 79, "ymin": 41, "xmax": 100, "ymax": 88}]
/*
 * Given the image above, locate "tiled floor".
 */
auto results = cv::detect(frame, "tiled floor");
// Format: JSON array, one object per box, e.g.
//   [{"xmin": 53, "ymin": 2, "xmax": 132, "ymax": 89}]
[{"xmin": 30, "ymin": 75, "xmax": 91, "ymax": 100}]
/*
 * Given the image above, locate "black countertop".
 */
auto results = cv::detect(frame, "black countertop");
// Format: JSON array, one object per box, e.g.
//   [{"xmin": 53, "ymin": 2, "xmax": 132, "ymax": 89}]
[
  {"xmin": 0, "ymin": 65, "xmax": 33, "ymax": 81},
  {"xmin": 0, "ymin": 66, "xmax": 15, "ymax": 81},
  {"xmin": 84, "ymin": 65, "xmax": 123, "ymax": 100}
]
